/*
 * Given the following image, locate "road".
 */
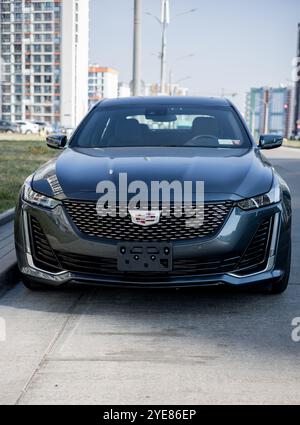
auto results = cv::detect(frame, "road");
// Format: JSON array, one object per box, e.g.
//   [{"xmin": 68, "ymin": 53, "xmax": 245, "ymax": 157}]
[{"xmin": 0, "ymin": 146, "xmax": 299, "ymax": 405}]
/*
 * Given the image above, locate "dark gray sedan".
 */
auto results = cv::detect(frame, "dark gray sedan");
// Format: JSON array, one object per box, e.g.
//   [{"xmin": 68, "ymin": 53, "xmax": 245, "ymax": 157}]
[{"xmin": 15, "ymin": 97, "xmax": 291, "ymax": 294}]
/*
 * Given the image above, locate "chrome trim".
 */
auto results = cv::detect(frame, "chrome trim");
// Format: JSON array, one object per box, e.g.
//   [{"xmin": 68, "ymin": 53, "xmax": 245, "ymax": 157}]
[
  {"xmin": 22, "ymin": 209, "xmax": 70, "ymax": 282},
  {"xmin": 228, "ymin": 213, "xmax": 280, "ymax": 278},
  {"xmin": 269, "ymin": 212, "xmax": 280, "ymax": 257},
  {"xmin": 47, "ymin": 174, "xmax": 64, "ymax": 196},
  {"xmin": 23, "ymin": 209, "xmax": 32, "ymax": 255}
]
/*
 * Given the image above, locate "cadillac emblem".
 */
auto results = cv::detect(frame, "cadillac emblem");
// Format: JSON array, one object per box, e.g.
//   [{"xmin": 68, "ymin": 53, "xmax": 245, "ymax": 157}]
[{"xmin": 129, "ymin": 210, "xmax": 162, "ymax": 227}]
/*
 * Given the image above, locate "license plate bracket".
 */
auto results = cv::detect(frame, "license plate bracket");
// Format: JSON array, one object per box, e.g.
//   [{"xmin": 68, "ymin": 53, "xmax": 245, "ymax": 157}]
[{"xmin": 117, "ymin": 242, "xmax": 172, "ymax": 272}]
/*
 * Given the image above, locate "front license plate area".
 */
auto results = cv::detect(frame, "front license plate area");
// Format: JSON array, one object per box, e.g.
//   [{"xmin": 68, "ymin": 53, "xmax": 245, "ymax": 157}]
[{"xmin": 117, "ymin": 242, "xmax": 172, "ymax": 272}]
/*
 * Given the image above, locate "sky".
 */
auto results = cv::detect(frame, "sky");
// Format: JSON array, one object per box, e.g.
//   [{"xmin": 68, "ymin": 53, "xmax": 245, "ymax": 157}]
[{"xmin": 90, "ymin": 0, "xmax": 300, "ymax": 112}]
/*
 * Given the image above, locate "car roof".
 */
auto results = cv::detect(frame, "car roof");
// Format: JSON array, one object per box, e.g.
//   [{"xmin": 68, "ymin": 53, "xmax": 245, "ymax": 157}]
[{"xmin": 96, "ymin": 96, "xmax": 231, "ymax": 109}]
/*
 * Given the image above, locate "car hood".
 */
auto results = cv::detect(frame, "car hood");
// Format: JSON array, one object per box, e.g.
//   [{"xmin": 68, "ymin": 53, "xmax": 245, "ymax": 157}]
[{"xmin": 32, "ymin": 146, "xmax": 274, "ymax": 202}]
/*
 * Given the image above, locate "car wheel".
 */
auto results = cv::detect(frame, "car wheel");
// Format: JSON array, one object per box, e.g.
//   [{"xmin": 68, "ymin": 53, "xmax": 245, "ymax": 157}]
[
  {"xmin": 25, "ymin": 130, "xmax": 32, "ymax": 135},
  {"xmin": 6, "ymin": 130, "xmax": 13, "ymax": 134}
]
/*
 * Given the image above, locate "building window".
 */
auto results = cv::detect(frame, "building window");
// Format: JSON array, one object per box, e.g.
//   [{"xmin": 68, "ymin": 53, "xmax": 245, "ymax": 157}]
[{"xmin": 44, "ymin": 75, "xmax": 52, "ymax": 83}]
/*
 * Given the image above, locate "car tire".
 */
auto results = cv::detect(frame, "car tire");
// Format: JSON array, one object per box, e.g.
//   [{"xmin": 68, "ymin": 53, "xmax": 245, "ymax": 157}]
[
  {"xmin": 6, "ymin": 130, "xmax": 13, "ymax": 134},
  {"xmin": 25, "ymin": 130, "xmax": 32, "ymax": 135}
]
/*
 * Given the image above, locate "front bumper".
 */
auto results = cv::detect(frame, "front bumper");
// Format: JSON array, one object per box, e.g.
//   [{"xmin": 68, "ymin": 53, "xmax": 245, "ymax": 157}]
[{"xmin": 15, "ymin": 198, "xmax": 290, "ymax": 289}]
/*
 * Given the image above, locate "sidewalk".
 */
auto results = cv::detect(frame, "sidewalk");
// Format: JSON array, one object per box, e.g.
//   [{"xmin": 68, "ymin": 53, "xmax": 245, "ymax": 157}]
[{"xmin": 0, "ymin": 220, "xmax": 19, "ymax": 291}]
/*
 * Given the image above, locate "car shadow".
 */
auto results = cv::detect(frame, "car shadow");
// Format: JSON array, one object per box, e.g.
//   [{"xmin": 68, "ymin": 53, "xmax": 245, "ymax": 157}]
[{"xmin": 1, "ymin": 281, "xmax": 298, "ymax": 360}]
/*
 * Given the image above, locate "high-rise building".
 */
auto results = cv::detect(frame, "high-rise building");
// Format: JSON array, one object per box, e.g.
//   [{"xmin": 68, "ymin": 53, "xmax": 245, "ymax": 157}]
[
  {"xmin": 245, "ymin": 87, "xmax": 291, "ymax": 139},
  {"xmin": 291, "ymin": 23, "xmax": 300, "ymax": 138},
  {"xmin": 88, "ymin": 66, "xmax": 118, "ymax": 108},
  {"xmin": 0, "ymin": 0, "xmax": 89, "ymax": 129}
]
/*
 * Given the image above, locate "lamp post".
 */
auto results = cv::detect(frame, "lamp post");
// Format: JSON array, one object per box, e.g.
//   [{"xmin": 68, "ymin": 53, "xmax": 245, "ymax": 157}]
[
  {"xmin": 146, "ymin": 3, "xmax": 197, "ymax": 95},
  {"xmin": 159, "ymin": 0, "xmax": 170, "ymax": 94},
  {"xmin": 132, "ymin": 0, "xmax": 142, "ymax": 96}
]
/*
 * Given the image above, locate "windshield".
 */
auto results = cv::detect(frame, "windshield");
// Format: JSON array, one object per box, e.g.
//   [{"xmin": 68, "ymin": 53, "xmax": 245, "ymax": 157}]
[{"xmin": 70, "ymin": 105, "xmax": 251, "ymax": 149}]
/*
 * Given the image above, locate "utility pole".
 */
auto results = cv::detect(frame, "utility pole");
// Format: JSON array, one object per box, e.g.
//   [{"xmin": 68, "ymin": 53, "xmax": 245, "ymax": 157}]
[
  {"xmin": 264, "ymin": 89, "xmax": 270, "ymax": 134},
  {"xmin": 293, "ymin": 23, "xmax": 300, "ymax": 137},
  {"xmin": 160, "ymin": 0, "xmax": 170, "ymax": 94},
  {"xmin": 132, "ymin": 0, "xmax": 142, "ymax": 96}
]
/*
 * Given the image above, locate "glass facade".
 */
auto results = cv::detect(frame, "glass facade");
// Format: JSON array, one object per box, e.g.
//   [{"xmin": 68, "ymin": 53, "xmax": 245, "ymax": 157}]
[{"xmin": 245, "ymin": 87, "xmax": 291, "ymax": 138}]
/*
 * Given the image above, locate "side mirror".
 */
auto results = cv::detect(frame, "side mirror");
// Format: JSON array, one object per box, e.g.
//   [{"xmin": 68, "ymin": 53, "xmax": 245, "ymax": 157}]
[
  {"xmin": 259, "ymin": 134, "xmax": 283, "ymax": 150},
  {"xmin": 46, "ymin": 134, "xmax": 67, "ymax": 150}
]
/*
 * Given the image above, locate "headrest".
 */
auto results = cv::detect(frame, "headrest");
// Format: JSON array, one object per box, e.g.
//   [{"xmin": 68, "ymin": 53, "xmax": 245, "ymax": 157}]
[
  {"xmin": 192, "ymin": 117, "xmax": 219, "ymax": 137},
  {"xmin": 115, "ymin": 118, "xmax": 142, "ymax": 145}
]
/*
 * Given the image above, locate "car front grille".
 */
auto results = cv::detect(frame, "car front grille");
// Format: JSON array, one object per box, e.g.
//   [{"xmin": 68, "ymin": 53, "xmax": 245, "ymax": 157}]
[
  {"xmin": 62, "ymin": 200, "xmax": 233, "ymax": 241},
  {"xmin": 29, "ymin": 215, "xmax": 274, "ymax": 278}
]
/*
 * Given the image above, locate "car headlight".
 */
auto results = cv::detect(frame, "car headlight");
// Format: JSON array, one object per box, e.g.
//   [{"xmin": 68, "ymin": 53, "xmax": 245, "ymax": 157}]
[
  {"xmin": 23, "ymin": 179, "xmax": 61, "ymax": 209},
  {"xmin": 237, "ymin": 184, "xmax": 281, "ymax": 210}
]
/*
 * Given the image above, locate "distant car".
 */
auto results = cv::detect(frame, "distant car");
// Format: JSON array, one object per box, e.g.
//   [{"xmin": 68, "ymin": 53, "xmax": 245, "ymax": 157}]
[
  {"xmin": 32, "ymin": 121, "xmax": 53, "ymax": 135},
  {"xmin": 59, "ymin": 127, "xmax": 74, "ymax": 137},
  {"xmin": 0, "ymin": 120, "xmax": 19, "ymax": 134},
  {"xmin": 15, "ymin": 121, "xmax": 39, "ymax": 135}
]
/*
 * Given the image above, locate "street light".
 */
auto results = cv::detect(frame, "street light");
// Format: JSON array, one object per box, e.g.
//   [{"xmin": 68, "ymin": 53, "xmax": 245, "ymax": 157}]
[
  {"xmin": 146, "ymin": 2, "xmax": 197, "ymax": 94},
  {"xmin": 132, "ymin": 0, "xmax": 142, "ymax": 96},
  {"xmin": 175, "ymin": 8, "xmax": 198, "ymax": 17}
]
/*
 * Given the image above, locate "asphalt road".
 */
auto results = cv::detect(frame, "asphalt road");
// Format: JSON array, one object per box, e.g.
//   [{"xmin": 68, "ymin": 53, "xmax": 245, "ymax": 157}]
[{"xmin": 0, "ymin": 146, "xmax": 300, "ymax": 405}]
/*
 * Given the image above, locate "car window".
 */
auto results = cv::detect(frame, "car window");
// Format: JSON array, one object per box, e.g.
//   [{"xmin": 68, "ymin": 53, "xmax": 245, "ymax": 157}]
[{"xmin": 71, "ymin": 105, "xmax": 251, "ymax": 149}]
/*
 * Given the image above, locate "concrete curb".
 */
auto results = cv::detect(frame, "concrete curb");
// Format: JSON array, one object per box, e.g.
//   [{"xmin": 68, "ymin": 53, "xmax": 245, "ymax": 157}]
[
  {"xmin": 0, "ymin": 208, "xmax": 15, "ymax": 226},
  {"xmin": 0, "ymin": 209, "xmax": 18, "ymax": 293}
]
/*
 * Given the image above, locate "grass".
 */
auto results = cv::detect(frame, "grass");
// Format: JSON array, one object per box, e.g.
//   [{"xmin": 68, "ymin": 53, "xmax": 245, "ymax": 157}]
[
  {"xmin": 0, "ymin": 134, "xmax": 58, "ymax": 213},
  {"xmin": 283, "ymin": 139, "xmax": 300, "ymax": 148}
]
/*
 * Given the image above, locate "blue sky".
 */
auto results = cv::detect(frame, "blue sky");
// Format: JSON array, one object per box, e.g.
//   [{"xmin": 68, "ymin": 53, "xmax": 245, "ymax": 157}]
[{"xmin": 90, "ymin": 0, "xmax": 300, "ymax": 111}]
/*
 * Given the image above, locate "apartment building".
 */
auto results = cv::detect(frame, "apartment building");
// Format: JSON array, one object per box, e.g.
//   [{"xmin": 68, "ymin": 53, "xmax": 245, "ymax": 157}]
[
  {"xmin": 88, "ymin": 66, "xmax": 118, "ymax": 108},
  {"xmin": 0, "ymin": 0, "xmax": 89, "ymax": 129}
]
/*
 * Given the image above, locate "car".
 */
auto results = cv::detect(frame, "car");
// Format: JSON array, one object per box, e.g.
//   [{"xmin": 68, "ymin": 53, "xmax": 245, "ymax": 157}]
[
  {"xmin": 58, "ymin": 126, "xmax": 74, "ymax": 137},
  {"xmin": 0, "ymin": 120, "xmax": 19, "ymax": 134},
  {"xmin": 15, "ymin": 97, "xmax": 292, "ymax": 294},
  {"xmin": 15, "ymin": 121, "xmax": 39, "ymax": 135},
  {"xmin": 32, "ymin": 121, "xmax": 53, "ymax": 135}
]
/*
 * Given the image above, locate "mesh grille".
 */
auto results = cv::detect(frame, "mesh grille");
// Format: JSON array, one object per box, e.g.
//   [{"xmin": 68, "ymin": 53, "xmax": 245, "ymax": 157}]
[
  {"xmin": 63, "ymin": 200, "xmax": 233, "ymax": 241},
  {"xmin": 235, "ymin": 217, "xmax": 272, "ymax": 274},
  {"xmin": 30, "ymin": 216, "xmax": 61, "ymax": 272}
]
